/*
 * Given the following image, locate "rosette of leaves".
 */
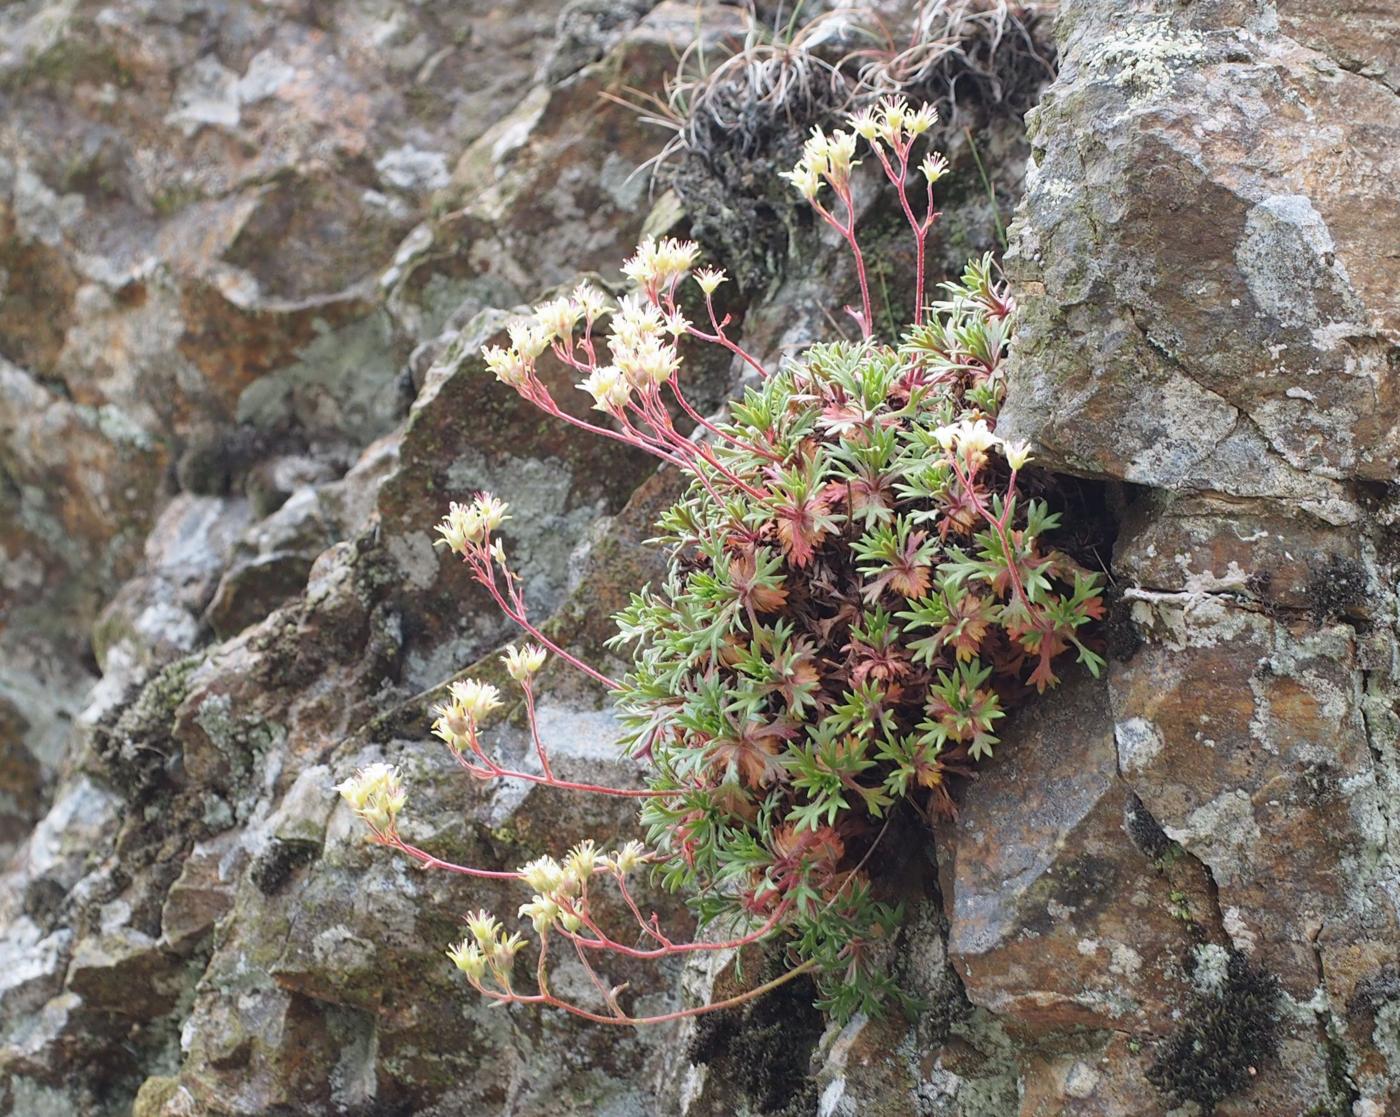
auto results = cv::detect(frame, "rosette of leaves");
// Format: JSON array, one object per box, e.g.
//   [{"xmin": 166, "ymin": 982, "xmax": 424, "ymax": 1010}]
[{"xmin": 609, "ymin": 257, "xmax": 1104, "ymax": 1015}]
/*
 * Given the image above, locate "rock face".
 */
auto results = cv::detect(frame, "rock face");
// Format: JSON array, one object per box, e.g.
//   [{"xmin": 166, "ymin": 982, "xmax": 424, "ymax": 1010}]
[
  {"xmin": 2, "ymin": 1, "xmax": 1397, "ymax": 1116},
  {"xmin": 988, "ymin": 1, "xmax": 1400, "ymax": 1113}
]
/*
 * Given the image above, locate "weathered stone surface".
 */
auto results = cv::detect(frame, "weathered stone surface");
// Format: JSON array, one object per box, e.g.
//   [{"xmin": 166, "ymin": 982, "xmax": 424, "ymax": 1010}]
[
  {"xmin": 0, "ymin": 4, "xmax": 760, "ymax": 1112},
  {"xmin": 0, "ymin": 0, "xmax": 576, "ymax": 871},
  {"xmin": 1000, "ymin": 3, "xmax": 1400, "ymax": 511},
  {"xmin": 990, "ymin": 2, "xmax": 1400, "ymax": 1113},
  {"xmin": 938, "ymin": 674, "xmax": 1215, "ymax": 1035}
]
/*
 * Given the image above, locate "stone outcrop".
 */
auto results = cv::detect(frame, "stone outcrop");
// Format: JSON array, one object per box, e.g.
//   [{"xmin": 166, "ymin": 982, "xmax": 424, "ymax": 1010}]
[
  {"xmin": 990, "ymin": 1, "xmax": 1399, "ymax": 1112},
  {"xmin": 3, "ymin": 1, "xmax": 1397, "ymax": 1116}
]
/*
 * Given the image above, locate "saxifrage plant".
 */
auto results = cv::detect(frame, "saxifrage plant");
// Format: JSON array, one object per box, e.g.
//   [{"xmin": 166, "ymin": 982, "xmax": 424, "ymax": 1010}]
[{"xmin": 337, "ymin": 97, "xmax": 1104, "ymax": 1026}]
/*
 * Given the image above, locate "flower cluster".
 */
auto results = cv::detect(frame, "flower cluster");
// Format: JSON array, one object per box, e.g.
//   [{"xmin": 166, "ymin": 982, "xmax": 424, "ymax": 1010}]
[
  {"xmin": 340, "ymin": 98, "xmax": 1104, "ymax": 1027},
  {"xmin": 514, "ymin": 839, "xmax": 649, "ymax": 935},
  {"xmin": 335, "ymin": 762, "xmax": 407, "ymax": 835},
  {"xmin": 446, "ymin": 911, "xmax": 527, "ymax": 990},
  {"xmin": 434, "ymin": 493, "xmax": 509, "ymax": 557},
  {"xmin": 780, "ymin": 125, "xmax": 860, "ymax": 198},
  {"xmin": 430, "ymin": 679, "xmax": 504, "ymax": 752}
]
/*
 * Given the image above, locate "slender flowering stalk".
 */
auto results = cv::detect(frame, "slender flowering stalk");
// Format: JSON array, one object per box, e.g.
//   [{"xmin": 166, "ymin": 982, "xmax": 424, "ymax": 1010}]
[
  {"xmin": 435, "ymin": 503, "xmax": 621, "ymax": 692},
  {"xmin": 782, "ymin": 126, "xmax": 874, "ymax": 336},
  {"xmin": 468, "ymin": 956, "xmax": 822, "ymax": 1028},
  {"xmin": 850, "ymin": 98, "xmax": 947, "ymax": 324}
]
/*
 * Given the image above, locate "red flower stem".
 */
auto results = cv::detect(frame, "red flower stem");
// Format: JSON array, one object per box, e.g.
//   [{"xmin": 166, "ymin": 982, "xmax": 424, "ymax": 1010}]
[
  {"xmin": 948, "ymin": 455, "xmax": 1048, "ymax": 633},
  {"xmin": 557, "ymin": 901, "xmax": 791, "ymax": 960},
  {"xmin": 387, "ymin": 835, "xmax": 524, "ymax": 880},
  {"xmin": 571, "ymin": 935, "xmax": 625, "ymax": 1018},
  {"xmin": 469, "ymin": 957, "xmax": 819, "ymax": 1027},
  {"xmin": 872, "ymin": 139, "xmax": 940, "ymax": 326},
  {"xmin": 628, "ymin": 388, "xmax": 769, "ymax": 501},
  {"xmin": 531, "ymin": 392, "xmax": 691, "ymax": 471},
  {"xmin": 521, "ymin": 680, "xmax": 554, "ymax": 780},
  {"xmin": 552, "ymin": 339, "xmax": 595, "ymax": 376},
  {"xmin": 666, "ymin": 376, "xmax": 783, "ymax": 463},
  {"xmin": 810, "ymin": 191, "xmax": 872, "ymax": 339},
  {"xmin": 467, "ymin": 551, "xmax": 620, "ymax": 690},
  {"xmin": 449, "ymin": 746, "xmax": 663, "ymax": 799},
  {"xmin": 613, "ymin": 872, "xmax": 674, "ymax": 948},
  {"xmin": 690, "ymin": 295, "xmax": 770, "ymax": 379}
]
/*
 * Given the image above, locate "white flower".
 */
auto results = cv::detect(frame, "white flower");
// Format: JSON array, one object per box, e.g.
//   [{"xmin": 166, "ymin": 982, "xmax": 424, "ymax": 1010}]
[
  {"xmin": 609, "ymin": 840, "xmax": 648, "ymax": 874},
  {"xmin": 448, "ymin": 679, "xmax": 504, "ymax": 724},
  {"xmin": 502, "ymin": 643, "xmax": 547, "ymax": 682},
  {"xmin": 434, "ymin": 500, "xmax": 482, "ymax": 555},
  {"xmin": 519, "ymin": 894, "xmax": 561, "ymax": 933},
  {"xmin": 571, "ymin": 283, "xmax": 610, "ymax": 325},
  {"xmin": 800, "ymin": 127, "xmax": 833, "ymax": 174},
  {"xmin": 580, "ymin": 365, "xmax": 631, "ymax": 412},
  {"xmin": 849, "ymin": 105, "xmax": 881, "ymax": 142},
  {"xmin": 824, "ymin": 129, "xmax": 858, "ymax": 182},
  {"xmin": 1004, "ymin": 440, "xmax": 1032, "ymax": 471},
  {"xmin": 335, "ymin": 762, "xmax": 407, "ymax": 832},
  {"xmin": 879, "ymin": 96, "xmax": 909, "ymax": 143},
  {"xmin": 614, "ymin": 336, "xmax": 679, "ymax": 389},
  {"xmin": 920, "ymin": 152, "xmax": 949, "ymax": 185},
  {"xmin": 622, "ymin": 236, "xmax": 700, "ymax": 291},
  {"xmin": 481, "ymin": 344, "xmax": 530, "ymax": 389},
  {"xmin": 610, "ymin": 294, "xmax": 666, "ymax": 348},
  {"xmin": 694, "ymin": 267, "xmax": 727, "ymax": 296},
  {"xmin": 564, "ymin": 838, "xmax": 600, "ymax": 880},
  {"xmin": 906, "ymin": 104, "xmax": 939, "ymax": 136},
  {"xmin": 519, "ymin": 855, "xmax": 566, "ymax": 894},
  {"xmin": 471, "ymin": 493, "xmax": 510, "ymax": 535},
  {"xmin": 465, "ymin": 909, "xmax": 503, "ymax": 948},
  {"xmin": 434, "ymin": 494, "xmax": 508, "ymax": 556},
  {"xmin": 935, "ymin": 417, "xmax": 1002, "ymax": 464},
  {"xmin": 780, "ymin": 159, "xmax": 822, "ymax": 200},
  {"xmin": 496, "ymin": 932, "xmax": 526, "ymax": 963},
  {"xmin": 507, "ymin": 319, "xmax": 552, "ymax": 361},
  {"xmin": 534, "ymin": 296, "xmax": 581, "ymax": 342},
  {"xmin": 430, "ymin": 699, "xmax": 473, "ymax": 751},
  {"xmin": 959, "ymin": 418, "xmax": 999, "ymax": 456}
]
